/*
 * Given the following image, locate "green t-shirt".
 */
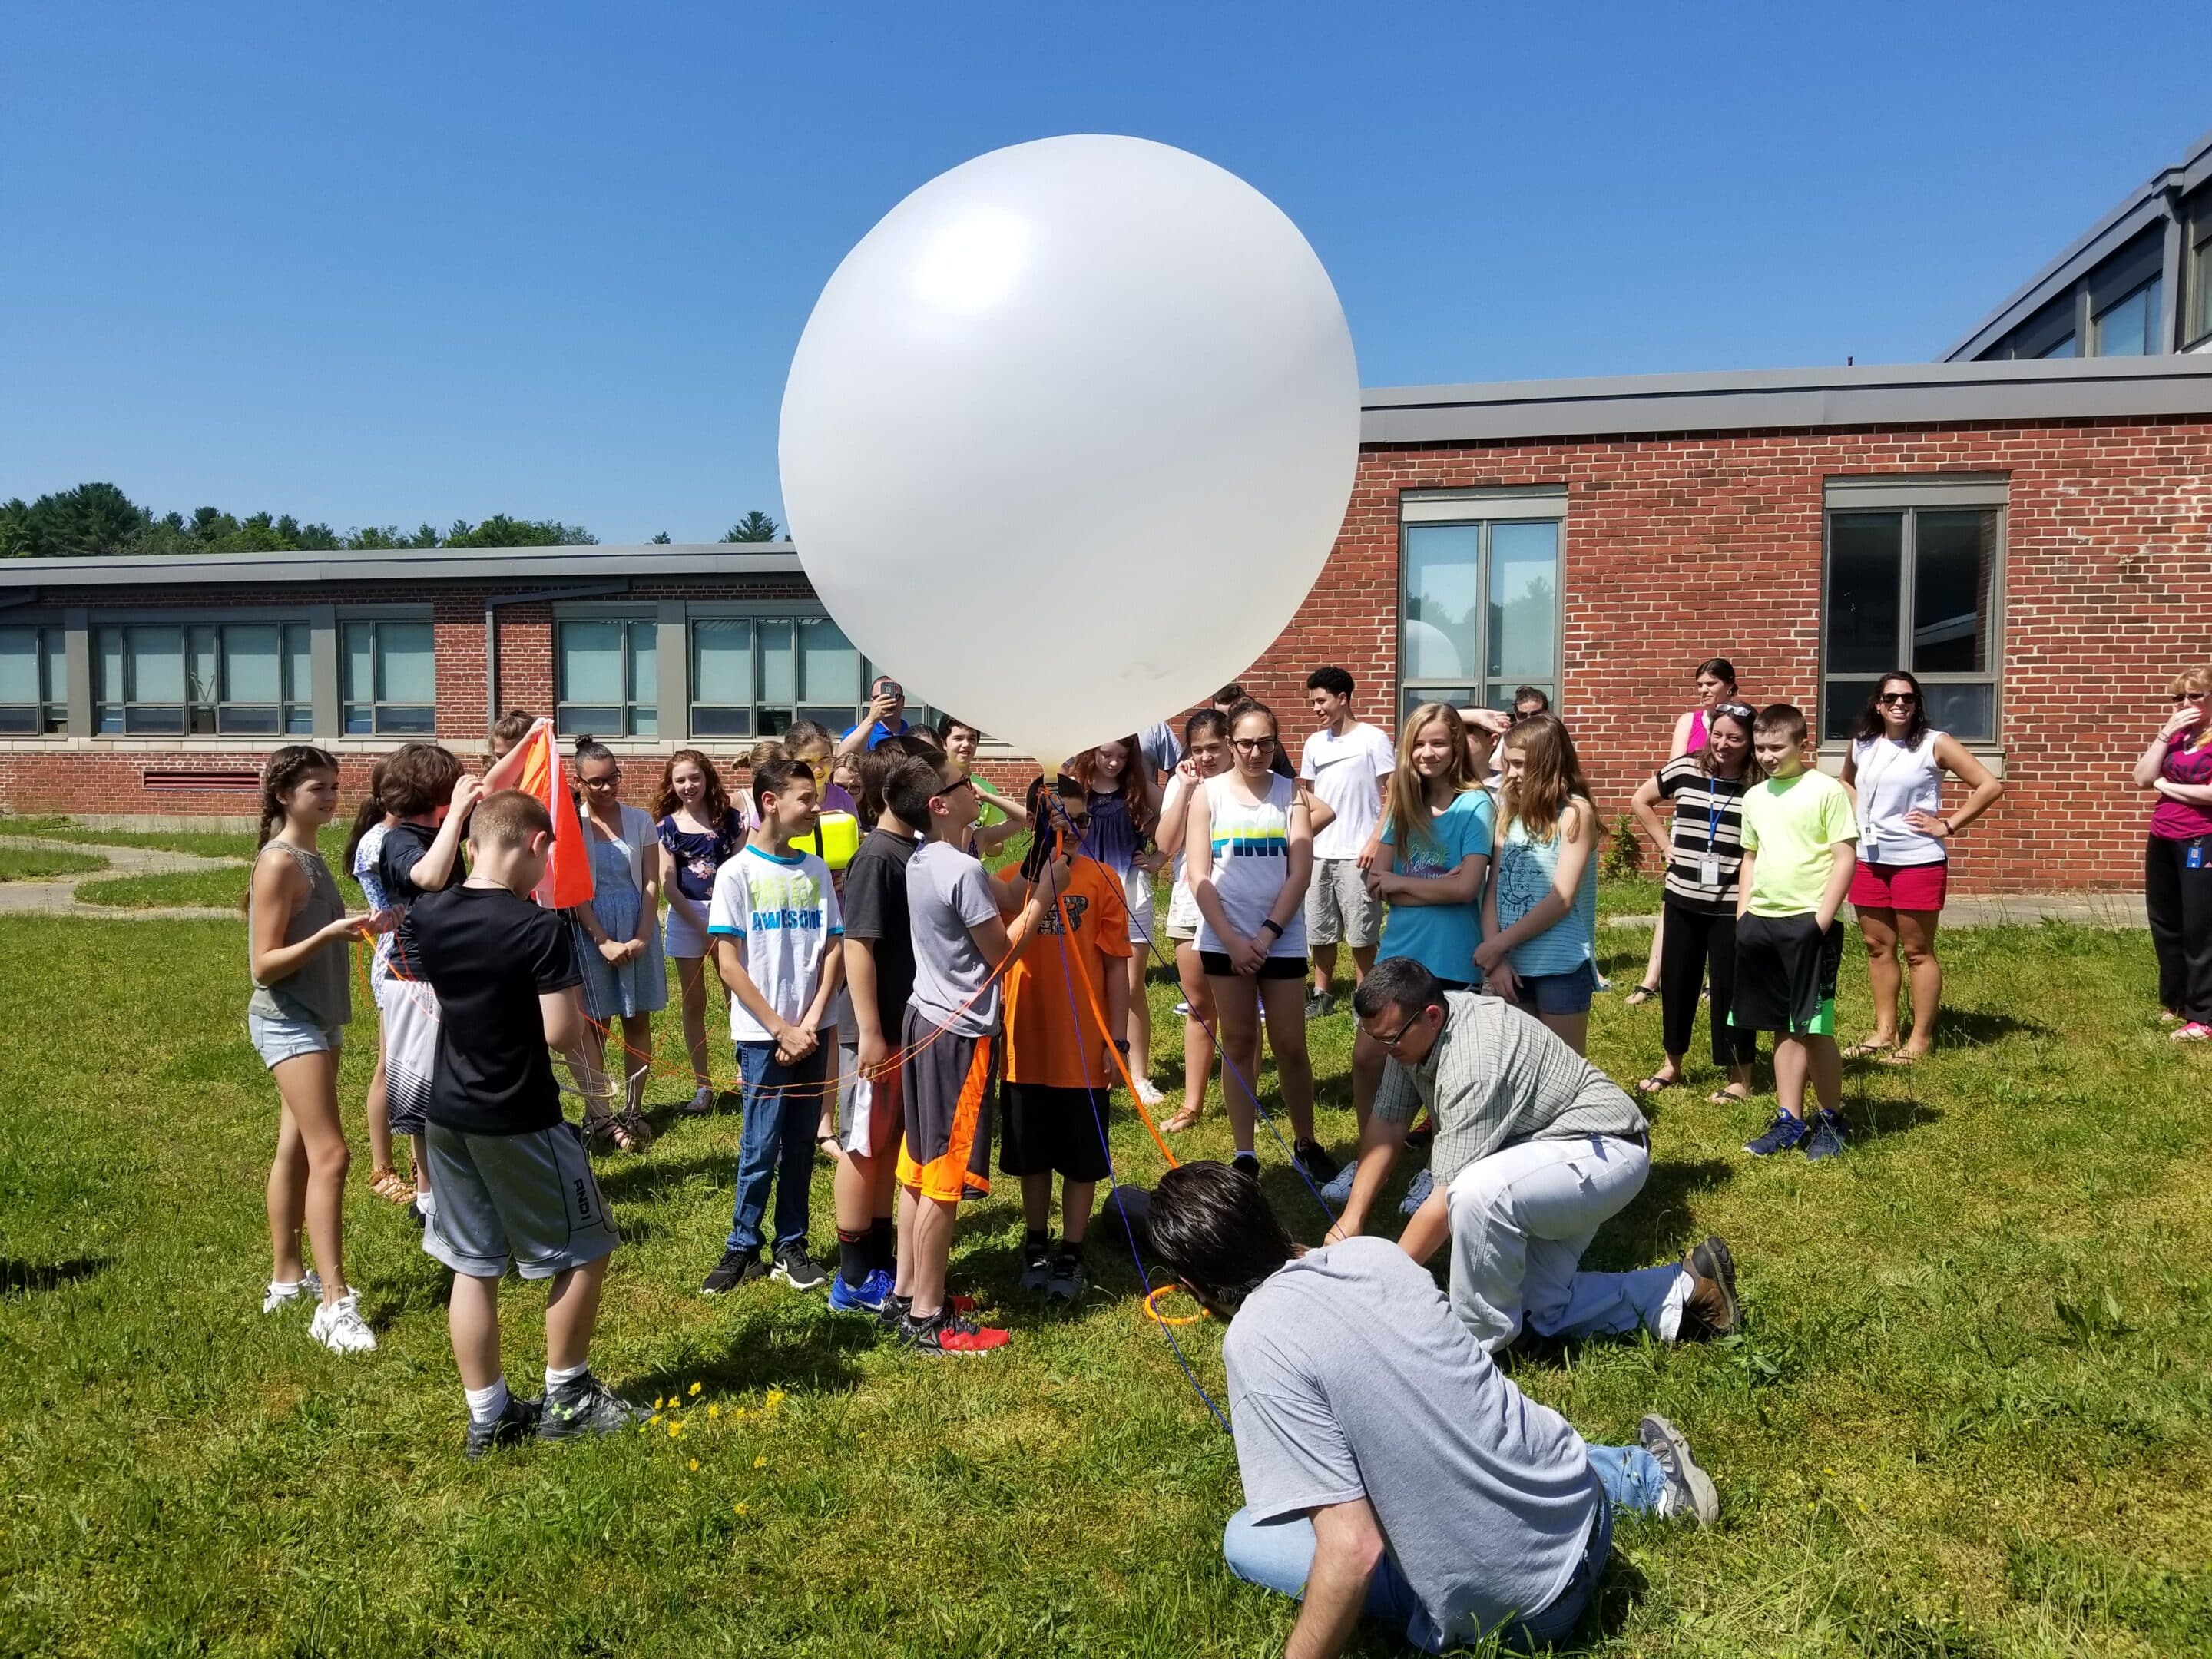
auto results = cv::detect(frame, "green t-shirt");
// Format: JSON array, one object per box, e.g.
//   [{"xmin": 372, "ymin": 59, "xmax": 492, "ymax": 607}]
[{"xmin": 1738, "ymin": 769, "xmax": 1857, "ymax": 917}]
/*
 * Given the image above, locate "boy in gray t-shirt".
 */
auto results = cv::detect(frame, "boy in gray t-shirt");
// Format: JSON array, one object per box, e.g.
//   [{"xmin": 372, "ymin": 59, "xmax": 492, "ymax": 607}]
[{"xmin": 1146, "ymin": 1161, "xmax": 1720, "ymax": 1654}]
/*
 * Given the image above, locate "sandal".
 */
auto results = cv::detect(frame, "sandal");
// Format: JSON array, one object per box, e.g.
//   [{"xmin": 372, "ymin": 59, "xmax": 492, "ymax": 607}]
[
  {"xmin": 1708, "ymin": 1087, "xmax": 1752, "ymax": 1105},
  {"xmin": 1622, "ymin": 984, "xmax": 1660, "ymax": 1006},
  {"xmin": 1161, "ymin": 1106, "xmax": 1202, "ymax": 1134},
  {"xmin": 367, "ymin": 1167, "xmax": 416, "ymax": 1204},
  {"xmin": 612, "ymin": 1105, "xmax": 656, "ymax": 1149},
  {"xmin": 583, "ymin": 1112, "xmax": 621, "ymax": 1151},
  {"xmin": 1634, "ymin": 1074, "xmax": 1680, "ymax": 1094},
  {"xmin": 1879, "ymin": 1050, "xmax": 1923, "ymax": 1067},
  {"xmin": 1841, "ymin": 1041, "xmax": 1895, "ymax": 1060}
]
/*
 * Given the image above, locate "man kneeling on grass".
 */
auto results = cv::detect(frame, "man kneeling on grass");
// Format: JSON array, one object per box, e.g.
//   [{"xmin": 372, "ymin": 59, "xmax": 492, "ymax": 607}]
[
  {"xmin": 411, "ymin": 788, "xmax": 644, "ymax": 1455},
  {"xmin": 1148, "ymin": 1161, "xmax": 1719, "ymax": 1655},
  {"xmin": 1333, "ymin": 955, "xmax": 1739, "ymax": 1355}
]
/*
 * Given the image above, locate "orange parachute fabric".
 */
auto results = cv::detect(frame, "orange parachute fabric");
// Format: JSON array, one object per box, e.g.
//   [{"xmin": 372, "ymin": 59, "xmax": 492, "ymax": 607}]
[{"xmin": 508, "ymin": 719, "xmax": 594, "ymax": 910}]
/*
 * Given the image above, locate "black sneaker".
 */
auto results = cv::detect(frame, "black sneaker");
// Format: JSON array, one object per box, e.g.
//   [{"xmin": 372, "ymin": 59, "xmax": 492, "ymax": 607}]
[
  {"xmin": 1293, "ymin": 1140, "xmax": 1342, "ymax": 1185},
  {"xmin": 1046, "ymin": 1256, "xmax": 1088, "ymax": 1303},
  {"xmin": 1638, "ymin": 1413, "xmax": 1719, "ymax": 1527},
  {"xmin": 1231, "ymin": 1151, "xmax": 1262, "ymax": 1181},
  {"xmin": 877, "ymin": 1290, "xmax": 912, "ymax": 1333},
  {"xmin": 701, "ymin": 1247, "xmax": 768, "ymax": 1296},
  {"xmin": 1677, "ymin": 1237, "xmax": 1739, "ymax": 1340},
  {"xmin": 1018, "ymin": 1250, "xmax": 1054, "ymax": 1294},
  {"xmin": 771, "ymin": 1243, "xmax": 828, "ymax": 1292},
  {"xmin": 1304, "ymin": 988, "xmax": 1334, "ymax": 1019},
  {"xmin": 538, "ymin": 1371, "xmax": 647, "ymax": 1442},
  {"xmin": 1804, "ymin": 1108, "xmax": 1848, "ymax": 1162},
  {"xmin": 462, "ymin": 1392, "xmax": 543, "ymax": 1459}
]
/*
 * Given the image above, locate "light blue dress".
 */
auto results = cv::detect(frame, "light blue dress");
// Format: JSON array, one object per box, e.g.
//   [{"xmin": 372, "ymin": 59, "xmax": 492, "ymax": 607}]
[
  {"xmin": 1493, "ymin": 811, "xmax": 1598, "ymax": 979},
  {"xmin": 573, "ymin": 818, "xmax": 669, "ymax": 1020}
]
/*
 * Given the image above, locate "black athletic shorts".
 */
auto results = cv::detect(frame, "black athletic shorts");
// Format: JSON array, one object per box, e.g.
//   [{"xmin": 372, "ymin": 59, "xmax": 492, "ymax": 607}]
[
  {"xmin": 1729, "ymin": 912, "xmax": 1843, "ymax": 1036},
  {"xmin": 1198, "ymin": 952, "xmax": 1310, "ymax": 981},
  {"xmin": 999, "ymin": 1083, "xmax": 1112, "ymax": 1182}
]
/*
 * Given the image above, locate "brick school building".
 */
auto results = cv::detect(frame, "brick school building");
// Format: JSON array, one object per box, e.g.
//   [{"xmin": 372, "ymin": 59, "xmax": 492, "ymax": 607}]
[{"xmin": 3, "ymin": 354, "xmax": 2210, "ymax": 893}]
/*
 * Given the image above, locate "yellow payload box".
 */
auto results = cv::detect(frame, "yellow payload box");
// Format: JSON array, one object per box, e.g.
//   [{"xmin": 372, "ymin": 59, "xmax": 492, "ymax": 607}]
[{"xmin": 791, "ymin": 810, "xmax": 861, "ymax": 873}]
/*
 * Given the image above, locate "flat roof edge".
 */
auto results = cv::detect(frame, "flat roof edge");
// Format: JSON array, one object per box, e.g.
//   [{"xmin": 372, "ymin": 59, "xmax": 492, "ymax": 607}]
[
  {"xmin": 1360, "ymin": 356, "xmax": 2212, "ymax": 445},
  {"xmin": 0, "ymin": 543, "xmax": 805, "ymax": 588}
]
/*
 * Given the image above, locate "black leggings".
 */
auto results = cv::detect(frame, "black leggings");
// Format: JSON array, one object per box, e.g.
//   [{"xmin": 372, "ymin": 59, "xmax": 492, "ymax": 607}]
[
  {"xmin": 2144, "ymin": 835, "xmax": 2212, "ymax": 1023},
  {"xmin": 1658, "ymin": 900, "xmax": 1758, "ymax": 1068}
]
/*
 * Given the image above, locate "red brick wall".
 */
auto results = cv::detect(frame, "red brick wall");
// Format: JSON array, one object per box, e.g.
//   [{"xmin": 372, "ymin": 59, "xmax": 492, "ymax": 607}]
[
  {"xmin": 1236, "ymin": 416, "xmax": 2212, "ymax": 893},
  {"xmin": 7, "ymin": 426, "xmax": 2209, "ymax": 893}
]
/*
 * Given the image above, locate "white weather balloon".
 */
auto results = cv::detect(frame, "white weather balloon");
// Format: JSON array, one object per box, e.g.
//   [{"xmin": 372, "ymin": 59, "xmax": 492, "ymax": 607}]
[{"xmin": 780, "ymin": 134, "xmax": 1359, "ymax": 770}]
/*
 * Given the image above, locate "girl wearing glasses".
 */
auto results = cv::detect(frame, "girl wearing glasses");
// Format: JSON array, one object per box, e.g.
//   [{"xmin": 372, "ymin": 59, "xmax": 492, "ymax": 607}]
[
  {"xmin": 568, "ymin": 735, "xmax": 666, "ymax": 1151},
  {"xmin": 1837, "ymin": 671, "xmax": 2002, "ymax": 1065},
  {"xmin": 1184, "ymin": 699, "xmax": 1342, "ymax": 1186},
  {"xmin": 1628, "ymin": 657, "xmax": 1743, "ymax": 1006},
  {"xmin": 2133, "ymin": 667, "xmax": 2212, "ymax": 1038},
  {"xmin": 1628, "ymin": 702, "xmax": 1761, "ymax": 1101}
]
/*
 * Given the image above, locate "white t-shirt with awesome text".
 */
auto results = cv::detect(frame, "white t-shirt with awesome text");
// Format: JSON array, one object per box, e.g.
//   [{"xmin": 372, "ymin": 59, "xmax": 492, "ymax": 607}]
[{"xmin": 707, "ymin": 844, "xmax": 843, "ymax": 1041}]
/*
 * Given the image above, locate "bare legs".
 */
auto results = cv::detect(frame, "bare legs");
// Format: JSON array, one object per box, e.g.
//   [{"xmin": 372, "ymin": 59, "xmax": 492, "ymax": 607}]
[
  {"xmin": 1773, "ymin": 1033, "xmax": 1841, "ymax": 1122},
  {"xmin": 1166, "ymin": 942, "xmax": 1215, "ymax": 1131},
  {"xmin": 1538, "ymin": 1009, "xmax": 1589, "ymax": 1056},
  {"xmin": 674, "ymin": 955, "xmax": 713, "ymax": 1091},
  {"xmin": 1211, "ymin": 972, "xmax": 1319, "ymax": 1155},
  {"xmin": 266, "ymin": 1045, "xmax": 349, "ymax": 1305},
  {"xmin": 1124, "ymin": 949, "xmax": 1153, "ymax": 1091},
  {"xmin": 1856, "ymin": 906, "xmax": 1942, "ymax": 1058},
  {"xmin": 447, "ymin": 1256, "xmax": 609, "ymax": 1390}
]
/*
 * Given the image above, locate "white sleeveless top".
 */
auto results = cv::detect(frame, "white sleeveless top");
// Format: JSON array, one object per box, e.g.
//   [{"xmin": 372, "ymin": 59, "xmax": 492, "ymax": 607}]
[
  {"xmin": 1161, "ymin": 773, "xmax": 1202, "ymax": 932},
  {"xmin": 1851, "ymin": 731, "xmax": 1946, "ymax": 867},
  {"xmin": 1194, "ymin": 771, "xmax": 1308, "ymax": 958}
]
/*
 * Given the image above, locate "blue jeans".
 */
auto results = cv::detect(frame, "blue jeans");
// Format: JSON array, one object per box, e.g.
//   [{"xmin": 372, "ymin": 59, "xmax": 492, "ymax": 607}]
[
  {"xmin": 1222, "ymin": 1449, "xmax": 1662, "ymax": 1651},
  {"xmin": 725, "ymin": 1041, "xmax": 826, "ymax": 1257}
]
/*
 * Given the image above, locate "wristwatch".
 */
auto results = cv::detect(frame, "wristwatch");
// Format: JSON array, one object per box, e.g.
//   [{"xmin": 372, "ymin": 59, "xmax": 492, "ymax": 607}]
[
  {"xmin": 1112, "ymin": 1038, "xmax": 1131, "ymax": 1055},
  {"xmin": 1259, "ymin": 917, "xmax": 1284, "ymax": 939}
]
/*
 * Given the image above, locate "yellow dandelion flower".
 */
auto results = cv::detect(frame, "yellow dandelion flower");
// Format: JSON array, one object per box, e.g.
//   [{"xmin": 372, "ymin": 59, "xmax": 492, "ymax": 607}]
[
  {"xmin": 690, "ymin": 1382, "xmax": 703, "ymax": 1396},
  {"xmin": 647, "ymin": 1414, "xmax": 662, "ymax": 1426},
  {"xmin": 765, "ymin": 1388, "xmax": 786, "ymax": 1408},
  {"xmin": 689, "ymin": 1459, "xmax": 700, "ymax": 1472},
  {"xmin": 753, "ymin": 1455, "xmax": 767, "ymax": 1469},
  {"xmin": 669, "ymin": 1421, "xmax": 683, "ymax": 1439},
  {"xmin": 654, "ymin": 1396, "xmax": 666, "ymax": 1410},
  {"xmin": 733, "ymin": 1502, "xmax": 749, "ymax": 1516},
  {"xmin": 707, "ymin": 1403, "xmax": 720, "ymax": 1419}
]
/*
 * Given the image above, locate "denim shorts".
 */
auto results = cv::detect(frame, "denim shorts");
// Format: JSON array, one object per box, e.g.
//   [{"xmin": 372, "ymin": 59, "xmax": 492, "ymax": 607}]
[
  {"xmin": 249, "ymin": 1012, "xmax": 341, "ymax": 1070},
  {"xmin": 1513, "ymin": 959, "xmax": 1598, "ymax": 1016}
]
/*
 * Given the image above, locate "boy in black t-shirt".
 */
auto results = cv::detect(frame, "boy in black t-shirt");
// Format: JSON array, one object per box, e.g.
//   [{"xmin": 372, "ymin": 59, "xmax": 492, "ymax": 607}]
[{"xmin": 412, "ymin": 789, "xmax": 643, "ymax": 1456}]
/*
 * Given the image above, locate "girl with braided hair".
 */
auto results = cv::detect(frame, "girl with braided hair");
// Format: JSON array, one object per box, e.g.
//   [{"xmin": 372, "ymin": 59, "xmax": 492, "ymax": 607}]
[{"xmin": 248, "ymin": 745, "xmax": 394, "ymax": 1353}]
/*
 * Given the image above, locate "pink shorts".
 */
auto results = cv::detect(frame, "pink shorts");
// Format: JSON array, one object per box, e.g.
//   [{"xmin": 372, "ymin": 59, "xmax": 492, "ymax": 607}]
[{"xmin": 1849, "ymin": 859, "xmax": 1948, "ymax": 912}]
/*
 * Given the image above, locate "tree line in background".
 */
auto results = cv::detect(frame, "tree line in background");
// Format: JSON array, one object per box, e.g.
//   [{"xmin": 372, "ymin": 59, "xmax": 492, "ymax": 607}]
[{"xmin": 0, "ymin": 482, "xmax": 785, "ymax": 558}]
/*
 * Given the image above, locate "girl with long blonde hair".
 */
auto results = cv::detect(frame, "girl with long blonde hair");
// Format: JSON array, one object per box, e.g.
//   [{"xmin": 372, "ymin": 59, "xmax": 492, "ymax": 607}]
[{"xmin": 1476, "ymin": 714, "xmax": 1601, "ymax": 1053}]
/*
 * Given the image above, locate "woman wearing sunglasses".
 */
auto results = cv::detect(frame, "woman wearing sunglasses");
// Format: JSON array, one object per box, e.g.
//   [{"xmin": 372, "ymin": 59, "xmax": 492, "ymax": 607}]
[
  {"xmin": 1836, "ymin": 671, "xmax": 2002, "ymax": 1065},
  {"xmin": 1184, "ymin": 698, "xmax": 1341, "ymax": 1186},
  {"xmin": 568, "ymin": 735, "xmax": 666, "ymax": 1150},
  {"xmin": 2133, "ymin": 667, "xmax": 2212, "ymax": 1038}
]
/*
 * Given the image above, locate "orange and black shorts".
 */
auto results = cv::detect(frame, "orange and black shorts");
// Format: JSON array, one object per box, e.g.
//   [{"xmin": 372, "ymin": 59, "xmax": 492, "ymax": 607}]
[{"xmin": 895, "ymin": 1004, "xmax": 997, "ymax": 1204}]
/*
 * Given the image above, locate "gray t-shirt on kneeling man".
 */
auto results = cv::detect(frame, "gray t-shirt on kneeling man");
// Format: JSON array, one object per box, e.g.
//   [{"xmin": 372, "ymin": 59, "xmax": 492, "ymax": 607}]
[{"xmin": 1224, "ymin": 1237, "xmax": 1600, "ymax": 1649}]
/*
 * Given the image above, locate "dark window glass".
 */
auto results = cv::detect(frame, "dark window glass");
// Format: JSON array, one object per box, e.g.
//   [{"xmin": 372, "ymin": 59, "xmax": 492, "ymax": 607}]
[
  {"xmin": 1912, "ymin": 511, "xmax": 1995, "ymax": 674},
  {"xmin": 1823, "ymin": 680, "xmax": 1886, "ymax": 742},
  {"xmin": 1825, "ymin": 512, "xmax": 1902, "ymax": 674}
]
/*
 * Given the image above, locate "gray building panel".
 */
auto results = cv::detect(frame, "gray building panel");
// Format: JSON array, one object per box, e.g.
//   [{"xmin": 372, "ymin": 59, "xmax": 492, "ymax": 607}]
[{"xmin": 0, "ymin": 542, "xmax": 802, "ymax": 591}]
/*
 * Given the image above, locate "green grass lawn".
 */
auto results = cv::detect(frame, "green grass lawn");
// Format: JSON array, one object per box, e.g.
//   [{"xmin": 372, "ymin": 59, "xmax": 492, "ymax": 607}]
[
  {"xmin": 0, "ymin": 846, "xmax": 108, "ymax": 881},
  {"xmin": 73, "ymin": 866, "xmax": 250, "ymax": 909},
  {"xmin": 0, "ymin": 815, "xmax": 266, "ymax": 860},
  {"xmin": 3, "ymin": 909, "xmax": 2210, "ymax": 1656}
]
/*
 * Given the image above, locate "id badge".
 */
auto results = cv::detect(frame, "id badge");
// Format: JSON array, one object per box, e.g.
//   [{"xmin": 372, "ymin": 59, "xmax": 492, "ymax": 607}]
[
  {"xmin": 1699, "ymin": 853, "xmax": 1721, "ymax": 887},
  {"xmin": 1861, "ymin": 833, "xmax": 1883, "ymax": 865},
  {"xmin": 2190, "ymin": 843, "xmax": 2206, "ymax": 872}
]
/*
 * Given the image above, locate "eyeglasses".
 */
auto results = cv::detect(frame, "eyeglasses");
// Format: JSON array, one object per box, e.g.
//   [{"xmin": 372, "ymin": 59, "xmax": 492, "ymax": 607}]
[
  {"xmin": 1369, "ymin": 1008, "xmax": 1430, "ymax": 1049},
  {"xmin": 581, "ymin": 772, "xmax": 621, "ymax": 790},
  {"xmin": 1231, "ymin": 736, "xmax": 1276, "ymax": 753},
  {"xmin": 1877, "ymin": 692, "xmax": 1918, "ymax": 706},
  {"xmin": 932, "ymin": 773, "xmax": 974, "ymax": 799}
]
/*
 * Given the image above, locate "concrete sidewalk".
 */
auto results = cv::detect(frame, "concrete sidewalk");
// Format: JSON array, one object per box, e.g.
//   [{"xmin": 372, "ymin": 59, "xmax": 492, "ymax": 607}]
[
  {"xmin": 1610, "ymin": 892, "xmax": 2147, "ymax": 930},
  {"xmin": 0, "ymin": 833, "xmax": 243, "ymax": 921}
]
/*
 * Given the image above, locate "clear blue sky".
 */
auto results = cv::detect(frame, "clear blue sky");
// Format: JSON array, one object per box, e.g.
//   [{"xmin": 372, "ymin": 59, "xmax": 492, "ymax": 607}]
[{"xmin": 5, "ymin": 2, "xmax": 2204, "ymax": 544}]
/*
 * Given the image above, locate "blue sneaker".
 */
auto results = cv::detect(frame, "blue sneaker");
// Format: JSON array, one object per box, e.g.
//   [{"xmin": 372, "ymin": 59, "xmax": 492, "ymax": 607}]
[
  {"xmin": 828, "ymin": 1267, "xmax": 893, "ymax": 1314},
  {"xmin": 1744, "ymin": 1111, "xmax": 1810, "ymax": 1157},
  {"xmin": 1317, "ymin": 1159, "xmax": 1359, "ymax": 1206},
  {"xmin": 1398, "ymin": 1167, "xmax": 1435, "ymax": 1215},
  {"xmin": 1803, "ymin": 1108, "xmax": 1848, "ymax": 1161}
]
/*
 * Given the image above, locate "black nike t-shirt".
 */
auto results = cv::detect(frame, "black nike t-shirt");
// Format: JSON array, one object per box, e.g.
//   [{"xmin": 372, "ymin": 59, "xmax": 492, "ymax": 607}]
[
  {"xmin": 839, "ymin": 827, "xmax": 919, "ymax": 1039},
  {"xmin": 412, "ymin": 881, "xmax": 581, "ymax": 1135},
  {"xmin": 377, "ymin": 820, "xmax": 440, "ymax": 979}
]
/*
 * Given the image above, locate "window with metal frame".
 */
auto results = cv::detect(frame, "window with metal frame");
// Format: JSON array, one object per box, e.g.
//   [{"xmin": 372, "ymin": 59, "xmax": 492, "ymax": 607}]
[
  {"xmin": 94, "ymin": 621, "xmax": 314, "ymax": 737},
  {"xmin": 1987, "ymin": 225, "xmax": 2165, "ymax": 359},
  {"xmin": 1397, "ymin": 503, "xmax": 1562, "ymax": 722},
  {"xmin": 0, "ymin": 624, "xmax": 67, "ymax": 735},
  {"xmin": 555, "ymin": 618, "xmax": 658, "ymax": 739},
  {"xmin": 1822, "ymin": 494, "xmax": 2002, "ymax": 743},
  {"xmin": 341, "ymin": 618, "xmax": 435, "ymax": 737},
  {"xmin": 2186, "ymin": 184, "xmax": 2212, "ymax": 349},
  {"xmin": 687, "ymin": 614, "xmax": 935, "ymax": 740}
]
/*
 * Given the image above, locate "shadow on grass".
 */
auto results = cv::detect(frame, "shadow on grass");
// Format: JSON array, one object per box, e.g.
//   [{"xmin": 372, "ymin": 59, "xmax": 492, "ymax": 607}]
[
  {"xmin": 0, "ymin": 1255, "xmax": 109, "ymax": 1295},
  {"xmin": 1933, "ymin": 1007, "xmax": 2051, "ymax": 1048},
  {"xmin": 593, "ymin": 1147, "xmax": 732, "ymax": 1205},
  {"xmin": 1599, "ymin": 1157, "xmax": 1735, "ymax": 1269},
  {"xmin": 1848, "ymin": 1094, "xmax": 1943, "ymax": 1141},
  {"xmin": 627, "ymin": 1303, "xmax": 872, "ymax": 1400}
]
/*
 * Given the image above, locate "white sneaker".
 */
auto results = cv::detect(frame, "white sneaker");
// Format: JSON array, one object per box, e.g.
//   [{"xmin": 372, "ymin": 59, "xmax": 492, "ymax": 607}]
[
  {"xmin": 308, "ymin": 1290, "xmax": 378, "ymax": 1355},
  {"xmin": 1132, "ymin": 1078, "xmax": 1166, "ymax": 1108},
  {"xmin": 262, "ymin": 1269, "xmax": 322, "ymax": 1313}
]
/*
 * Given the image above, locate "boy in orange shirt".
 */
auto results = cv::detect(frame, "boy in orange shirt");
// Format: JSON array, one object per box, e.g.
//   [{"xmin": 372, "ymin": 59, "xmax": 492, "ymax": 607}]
[{"xmin": 995, "ymin": 775, "xmax": 1132, "ymax": 1302}]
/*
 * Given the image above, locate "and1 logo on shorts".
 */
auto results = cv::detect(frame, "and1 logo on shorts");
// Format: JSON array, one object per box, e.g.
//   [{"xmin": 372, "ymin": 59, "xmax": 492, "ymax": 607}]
[{"xmin": 707, "ymin": 844, "xmax": 843, "ymax": 1041}]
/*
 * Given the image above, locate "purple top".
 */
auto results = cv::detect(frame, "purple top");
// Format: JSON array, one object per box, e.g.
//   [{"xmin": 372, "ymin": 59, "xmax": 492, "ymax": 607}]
[
  {"xmin": 2151, "ymin": 735, "xmax": 2212, "ymax": 839},
  {"xmin": 1684, "ymin": 709, "xmax": 1709, "ymax": 754}
]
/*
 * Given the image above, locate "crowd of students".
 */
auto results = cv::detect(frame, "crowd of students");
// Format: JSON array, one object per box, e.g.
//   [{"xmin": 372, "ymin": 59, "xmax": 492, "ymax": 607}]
[{"xmin": 239, "ymin": 651, "xmax": 2067, "ymax": 1647}]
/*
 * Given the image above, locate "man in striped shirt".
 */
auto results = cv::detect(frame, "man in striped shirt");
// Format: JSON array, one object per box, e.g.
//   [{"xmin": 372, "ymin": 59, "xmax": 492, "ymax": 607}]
[{"xmin": 1332, "ymin": 956, "xmax": 1740, "ymax": 1353}]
